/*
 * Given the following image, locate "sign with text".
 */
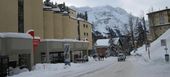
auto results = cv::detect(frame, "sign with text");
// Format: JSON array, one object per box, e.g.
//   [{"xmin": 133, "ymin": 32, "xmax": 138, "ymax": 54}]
[
  {"xmin": 161, "ymin": 39, "xmax": 167, "ymax": 46},
  {"xmin": 64, "ymin": 44, "xmax": 70, "ymax": 62}
]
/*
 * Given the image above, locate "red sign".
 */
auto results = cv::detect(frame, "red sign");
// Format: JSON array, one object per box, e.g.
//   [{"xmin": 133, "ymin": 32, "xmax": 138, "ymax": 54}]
[
  {"xmin": 27, "ymin": 29, "xmax": 40, "ymax": 53},
  {"xmin": 33, "ymin": 39, "xmax": 40, "ymax": 48}
]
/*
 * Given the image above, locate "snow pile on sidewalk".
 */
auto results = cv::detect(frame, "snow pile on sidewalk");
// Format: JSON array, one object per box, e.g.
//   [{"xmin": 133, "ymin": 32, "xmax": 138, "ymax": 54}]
[
  {"xmin": 132, "ymin": 29, "xmax": 170, "ymax": 63},
  {"xmin": 9, "ymin": 57, "xmax": 116, "ymax": 77}
]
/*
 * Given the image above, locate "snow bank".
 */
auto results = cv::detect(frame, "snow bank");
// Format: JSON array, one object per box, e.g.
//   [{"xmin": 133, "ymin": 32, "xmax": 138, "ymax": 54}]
[
  {"xmin": 9, "ymin": 57, "xmax": 116, "ymax": 77},
  {"xmin": 132, "ymin": 29, "xmax": 170, "ymax": 63},
  {"xmin": 8, "ymin": 67, "xmax": 29, "ymax": 76}
]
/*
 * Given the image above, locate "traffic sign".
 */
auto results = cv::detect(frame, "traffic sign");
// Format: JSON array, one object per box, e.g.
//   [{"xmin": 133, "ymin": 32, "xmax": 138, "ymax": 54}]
[{"xmin": 161, "ymin": 39, "xmax": 166, "ymax": 46}]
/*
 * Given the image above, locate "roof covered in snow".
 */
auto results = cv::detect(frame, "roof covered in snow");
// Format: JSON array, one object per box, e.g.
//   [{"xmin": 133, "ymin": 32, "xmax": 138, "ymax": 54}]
[
  {"xmin": 77, "ymin": 18, "xmax": 85, "ymax": 21},
  {"xmin": 42, "ymin": 39, "xmax": 88, "ymax": 43},
  {"xmin": 111, "ymin": 37, "xmax": 120, "ymax": 45},
  {"xmin": 51, "ymin": 7, "xmax": 60, "ymax": 12},
  {"xmin": 43, "ymin": 5, "xmax": 52, "ymax": 9},
  {"xmin": 0, "ymin": 33, "xmax": 32, "ymax": 39},
  {"xmin": 96, "ymin": 39, "xmax": 110, "ymax": 47}
]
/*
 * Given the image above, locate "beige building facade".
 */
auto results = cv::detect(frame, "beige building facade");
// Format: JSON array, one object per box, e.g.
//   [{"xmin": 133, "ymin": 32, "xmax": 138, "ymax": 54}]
[
  {"xmin": 41, "ymin": 6, "xmax": 93, "ymax": 63},
  {"xmin": 43, "ymin": 10, "xmax": 54, "ymax": 39},
  {"xmin": 0, "ymin": 0, "xmax": 18, "ymax": 32},
  {"xmin": 0, "ymin": 0, "xmax": 44, "ymax": 38},
  {"xmin": 0, "ymin": 0, "xmax": 93, "ymax": 67},
  {"xmin": 78, "ymin": 20, "xmax": 93, "ymax": 50},
  {"xmin": 0, "ymin": 0, "xmax": 42, "ymax": 70},
  {"xmin": 24, "ymin": 0, "xmax": 44, "ymax": 38},
  {"xmin": 147, "ymin": 8, "xmax": 170, "ymax": 41}
]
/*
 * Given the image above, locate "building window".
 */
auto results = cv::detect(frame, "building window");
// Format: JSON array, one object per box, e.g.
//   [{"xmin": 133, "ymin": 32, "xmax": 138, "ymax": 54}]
[
  {"xmin": 87, "ymin": 33, "xmax": 88, "ymax": 36},
  {"xmin": 168, "ymin": 11, "xmax": 170, "ymax": 23},
  {"xmin": 83, "ymin": 24, "xmax": 85, "ymax": 28},
  {"xmin": 84, "ymin": 32, "xmax": 86, "ymax": 36},
  {"xmin": 18, "ymin": 0, "xmax": 24, "ymax": 33},
  {"xmin": 86, "ymin": 39, "xmax": 88, "ymax": 41},
  {"xmin": 86, "ymin": 25, "xmax": 88, "ymax": 28},
  {"xmin": 159, "ymin": 13, "xmax": 165, "ymax": 25}
]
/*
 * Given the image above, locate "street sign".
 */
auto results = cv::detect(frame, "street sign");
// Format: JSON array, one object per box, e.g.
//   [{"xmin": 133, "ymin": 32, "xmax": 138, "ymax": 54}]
[
  {"xmin": 64, "ymin": 44, "xmax": 70, "ymax": 61},
  {"xmin": 161, "ymin": 39, "xmax": 167, "ymax": 46},
  {"xmin": 33, "ymin": 39, "xmax": 40, "ymax": 48}
]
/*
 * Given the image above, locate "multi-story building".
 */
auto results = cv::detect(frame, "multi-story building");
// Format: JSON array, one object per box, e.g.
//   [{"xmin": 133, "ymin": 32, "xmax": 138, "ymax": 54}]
[
  {"xmin": 147, "ymin": 7, "xmax": 170, "ymax": 41},
  {"xmin": 78, "ymin": 19, "xmax": 93, "ymax": 51},
  {"xmin": 0, "ymin": 0, "xmax": 43, "ymax": 71},
  {"xmin": 0, "ymin": 0, "xmax": 93, "ymax": 72},
  {"xmin": 0, "ymin": 0, "xmax": 44, "ymax": 37},
  {"xmin": 36, "ymin": 4, "xmax": 92, "ymax": 63}
]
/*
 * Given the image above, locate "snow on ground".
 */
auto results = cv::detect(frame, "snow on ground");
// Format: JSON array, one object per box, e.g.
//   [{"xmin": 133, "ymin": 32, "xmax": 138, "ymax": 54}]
[
  {"xmin": 132, "ymin": 29, "xmax": 170, "ymax": 63},
  {"xmin": 81, "ymin": 56, "xmax": 170, "ymax": 77},
  {"xmin": 129, "ymin": 29, "xmax": 170, "ymax": 77},
  {"xmin": 9, "ymin": 57, "xmax": 117, "ymax": 77}
]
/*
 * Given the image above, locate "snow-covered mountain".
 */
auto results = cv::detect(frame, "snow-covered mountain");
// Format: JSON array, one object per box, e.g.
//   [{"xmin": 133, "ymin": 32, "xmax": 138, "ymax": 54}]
[{"xmin": 74, "ymin": 5, "xmax": 138, "ymax": 35}]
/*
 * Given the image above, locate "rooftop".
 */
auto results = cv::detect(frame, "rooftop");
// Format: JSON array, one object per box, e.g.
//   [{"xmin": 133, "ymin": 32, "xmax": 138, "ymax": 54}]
[
  {"xmin": 147, "ymin": 8, "xmax": 170, "ymax": 15},
  {"xmin": 96, "ymin": 39, "xmax": 110, "ymax": 47}
]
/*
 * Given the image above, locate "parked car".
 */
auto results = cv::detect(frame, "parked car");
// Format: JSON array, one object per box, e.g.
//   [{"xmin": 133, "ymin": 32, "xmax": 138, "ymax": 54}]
[{"xmin": 117, "ymin": 53, "xmax": 126, "ymax": 62}]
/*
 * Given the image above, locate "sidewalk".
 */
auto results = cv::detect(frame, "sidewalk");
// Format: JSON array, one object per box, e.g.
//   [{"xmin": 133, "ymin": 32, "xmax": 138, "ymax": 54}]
[{"xmin": 9, "ymin": 57, "xmax": 117, "ymax": 77}]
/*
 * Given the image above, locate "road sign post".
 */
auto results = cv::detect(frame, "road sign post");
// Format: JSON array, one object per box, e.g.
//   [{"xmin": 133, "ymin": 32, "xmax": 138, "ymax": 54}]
[
  {"xmin": 146, "ymin": 42, "xmax": 151, "ymax": 59},
  {"xmin": 161, "ymin": 39, "xmax": 169, "ymax": 62}
]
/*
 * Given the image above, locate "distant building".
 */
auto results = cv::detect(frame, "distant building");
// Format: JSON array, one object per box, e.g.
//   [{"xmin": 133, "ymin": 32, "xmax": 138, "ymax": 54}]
[
  {"xmin": 147, "ymin": 7, "xmax": 170, "ymax": 41},
  {"xmin": 95, "ymin": 39, "xmax": 110, "ymax": 57}
]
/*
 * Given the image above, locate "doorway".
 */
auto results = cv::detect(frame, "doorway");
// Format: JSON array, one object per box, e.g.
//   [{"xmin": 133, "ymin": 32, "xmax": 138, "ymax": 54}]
[{"xmin": 0, "ymin": 55, "xmax": 9, "ymax": 77}]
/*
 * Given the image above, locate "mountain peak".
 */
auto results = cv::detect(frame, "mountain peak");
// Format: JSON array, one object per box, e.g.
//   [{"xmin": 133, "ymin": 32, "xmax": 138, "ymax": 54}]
[{"xmin": 76, "ymin": 6, "xmax": 137, "ymax": 35}]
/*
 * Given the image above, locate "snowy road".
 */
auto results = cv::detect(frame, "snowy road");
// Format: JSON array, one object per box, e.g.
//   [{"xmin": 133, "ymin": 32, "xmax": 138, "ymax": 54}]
[
  {"xmin": 81, "ymin": 56, "xmax": 170, "ymax": 77},
  {"xmin": 81, "ymin": 57, "xmax": 136, "ymax": 77},
  {"xmin": 10, "ymin": 56, "xmax": 170, "ymax": 77}
]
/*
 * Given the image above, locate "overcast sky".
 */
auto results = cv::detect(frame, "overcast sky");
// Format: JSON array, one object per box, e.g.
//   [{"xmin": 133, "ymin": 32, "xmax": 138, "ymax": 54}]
[{"xmin": 50, "ymin": 0, "xmax": 170, "ymax": 17}]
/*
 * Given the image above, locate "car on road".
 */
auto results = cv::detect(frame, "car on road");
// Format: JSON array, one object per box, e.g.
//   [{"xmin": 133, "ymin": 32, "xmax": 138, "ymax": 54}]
[{"xmin": 117, "ymin": 53, "xmax": 126, "ymax": 62}]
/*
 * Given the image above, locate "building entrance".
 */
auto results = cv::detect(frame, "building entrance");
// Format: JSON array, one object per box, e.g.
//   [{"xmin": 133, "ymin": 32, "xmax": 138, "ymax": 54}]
[{"xmin": 0, "ymin": 55, "xmax": 9, "ymax": 77}]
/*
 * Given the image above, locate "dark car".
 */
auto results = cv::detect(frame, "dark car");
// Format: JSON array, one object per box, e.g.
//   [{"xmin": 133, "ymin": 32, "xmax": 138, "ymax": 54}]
[{"xmin": 118, "ymin": 53, "xmax": 126, "ymax": 62}]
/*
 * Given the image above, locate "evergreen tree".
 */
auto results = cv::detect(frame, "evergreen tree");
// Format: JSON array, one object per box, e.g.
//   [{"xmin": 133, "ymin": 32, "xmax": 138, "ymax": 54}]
[
  {"xmin": 85, "ymin": 11, "xmax": 88, "ymax": 21},
  {"xmin": 44, "ymin": 0, "xmax": 53, "ymax": 7},
  {"xmin": 136, "ymin": 21, "xmax": 145, "ymax": 46}
]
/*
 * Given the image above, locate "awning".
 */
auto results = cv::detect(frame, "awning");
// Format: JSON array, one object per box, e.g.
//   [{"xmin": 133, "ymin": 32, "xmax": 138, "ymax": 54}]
[{"xmin": 37, "ymin": 39, "xmax": 89, "ymax": 52}]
